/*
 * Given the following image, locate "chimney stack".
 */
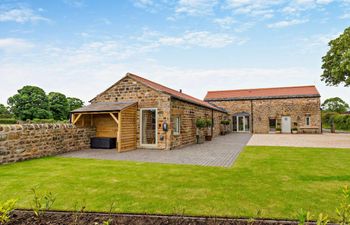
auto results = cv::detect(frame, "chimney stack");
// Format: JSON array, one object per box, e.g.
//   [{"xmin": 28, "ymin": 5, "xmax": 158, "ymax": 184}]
[{"xmin": 179, "ymin": 89, "xmax": 182, "ymax": 93}]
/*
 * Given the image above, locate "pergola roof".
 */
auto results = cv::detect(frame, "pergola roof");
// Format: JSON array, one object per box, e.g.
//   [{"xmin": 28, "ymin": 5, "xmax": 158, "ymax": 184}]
[{"xmin": 71, "ymin": 101, "xmax": 137, "ymax": 113}]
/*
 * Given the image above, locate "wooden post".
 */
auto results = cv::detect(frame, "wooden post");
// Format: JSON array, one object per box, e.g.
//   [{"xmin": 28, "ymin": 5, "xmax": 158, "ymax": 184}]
[{"xmin": 117, "ymin": 112, "xmax": 122, "ymax": 152}]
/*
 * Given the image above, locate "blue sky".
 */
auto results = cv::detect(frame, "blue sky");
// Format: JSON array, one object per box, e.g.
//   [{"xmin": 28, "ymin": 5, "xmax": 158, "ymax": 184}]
[{"xmin": 0, "ymin": 0, "xmax": 349, "ymax": 104}]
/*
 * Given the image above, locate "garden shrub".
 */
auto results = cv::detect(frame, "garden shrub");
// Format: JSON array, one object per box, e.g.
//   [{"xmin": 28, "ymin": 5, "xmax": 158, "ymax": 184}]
[
  {"xmin": 322, "ymin": 112, "xmax": 350, "ymax": 131},
  {"xmin": 0, "ymin": 118, "xmax": 17, "ymax": 124}
]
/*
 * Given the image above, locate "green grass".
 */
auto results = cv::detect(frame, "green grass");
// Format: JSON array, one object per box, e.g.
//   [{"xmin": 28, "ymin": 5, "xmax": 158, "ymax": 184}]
[{"xmin": 1, "ymin": 146, "xmax": 350, "ymax": 220}]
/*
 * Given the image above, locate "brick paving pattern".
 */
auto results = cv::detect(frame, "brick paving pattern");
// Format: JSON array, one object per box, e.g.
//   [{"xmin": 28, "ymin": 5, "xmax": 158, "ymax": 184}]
[{"xmin": 60, "ymin": 133, "xmax": 252, "ymax": 167}]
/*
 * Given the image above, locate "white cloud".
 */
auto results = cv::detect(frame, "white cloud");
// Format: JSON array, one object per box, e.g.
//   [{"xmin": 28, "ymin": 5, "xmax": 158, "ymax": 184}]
[
  {"xmin": 282, "ymin": 0, "xmax": 334, "ymax": 14},
  {"xmin": 340, "ymin": 13, "xmax": 350, "ymax": 19},
  {"xmin": 175, "ymin": 0, "xmax": 218, "ymax": 16},
  {"xmin": 63, "ymin": 0, "xmax": 85, "ymax": 8},
  {"xmin": 213, "ymin": 17, "xmax": 236, "ymax": 29},
  {"xmin": 158, "ymin": 31, "xmax": 242, "ymax": 48},
  {"xmin": 267, "ymin": 19, "xmax": 308, "ymax": 28},
  {"xmin": 225, "ymin": 0, "xmax": 280, "ymax": 17},
  {"xmin": 0, "ymin": 38, "xmax": 34, "ymax": 52},
  {"xmin": 0, "ymin": 6, "xmax": 49, "ymax": 23}
]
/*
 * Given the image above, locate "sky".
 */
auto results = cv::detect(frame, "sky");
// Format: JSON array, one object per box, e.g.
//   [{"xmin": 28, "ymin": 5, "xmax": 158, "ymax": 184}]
[{"xmin": 0, "ymin": 0, "xmax": 349, "ymax": 105}]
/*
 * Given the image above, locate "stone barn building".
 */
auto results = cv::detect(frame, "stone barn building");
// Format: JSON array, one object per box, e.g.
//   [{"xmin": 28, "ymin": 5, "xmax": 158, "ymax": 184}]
[
  {"xmin": 71, "ymin": 73, "xmax": 228, "ymax": 152},
  {"xmin": 71, "ymin": 73, "xmax": 322, "ymax": 152},
  {"xmin": 204, "ymin": 86, "xmax": 321, "ymax": 134}
]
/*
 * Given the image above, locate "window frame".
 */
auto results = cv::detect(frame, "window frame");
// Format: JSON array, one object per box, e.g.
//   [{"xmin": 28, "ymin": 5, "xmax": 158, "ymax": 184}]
[
  {"xmin": 305, "ymin": 115, "xmax": 311, "ymax": 126},
  {"xmin": 173, "ymin": 116, "xmax": 181, "ymax": 136}
]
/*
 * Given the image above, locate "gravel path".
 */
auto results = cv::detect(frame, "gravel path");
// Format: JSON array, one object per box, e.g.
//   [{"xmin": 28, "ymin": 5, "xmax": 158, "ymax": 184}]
[
  {"xmin": 247, "ymin": 133, "xmax": 350, "ymax": 148},
  {"xmin": 60, "ymin": 133, "xmax": 252, "ymax": 167}
]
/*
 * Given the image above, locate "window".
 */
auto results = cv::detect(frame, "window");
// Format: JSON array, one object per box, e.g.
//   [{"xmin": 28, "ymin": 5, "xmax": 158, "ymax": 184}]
[
  {"xmin": 173, "ymin": 116, "xmax": 181, "ymax": 135},
  {"xmin": 305, "ymin": 114, "xmax": 311, "ymax": 126}
]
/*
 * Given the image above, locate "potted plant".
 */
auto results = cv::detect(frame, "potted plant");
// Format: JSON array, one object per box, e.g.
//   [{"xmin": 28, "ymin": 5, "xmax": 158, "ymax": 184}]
[
  {"xmin": 205, "ymin": 119, "xmax": 213, "ymax": 141},
  {"xmin": 292, "ymin": 122, "xmax": 298, "ymax": 134},
  {"xmin": 196, "ymin": 118, "xmax": 206, "ymax": 144},
  {"xmin": 220, "ymin": 120, "xmax": 230, "ymax": 135},
  {"xmin": 276, "ymin": 127, "xmax": 281, "ymax": 133}
]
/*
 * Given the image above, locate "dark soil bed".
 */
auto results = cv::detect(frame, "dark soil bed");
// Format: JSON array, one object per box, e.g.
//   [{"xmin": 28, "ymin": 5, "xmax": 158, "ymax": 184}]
[{"xmin": 6, "ymin": 210, "xmax": 302, "ymax": 225}]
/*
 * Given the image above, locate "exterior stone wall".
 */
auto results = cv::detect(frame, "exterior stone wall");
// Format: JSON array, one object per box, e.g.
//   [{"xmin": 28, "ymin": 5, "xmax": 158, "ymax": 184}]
[
  {"xmin": 169, "ymin": 99, "xmax": 227, "ymax": 149},
  {"xmin": 92, "ymin": 76, "xmax": 228, "ymax": 150},
  {"xmin": 91, "ymin": 76, "xmax": 171, "ymax": 150},
  {"xmin": 0, "ymin": 124, "xmax": 96, "ymax": 164},
  {"xmin": 209, "ymin": 97, "xmax": 321, "ymax": 134}
]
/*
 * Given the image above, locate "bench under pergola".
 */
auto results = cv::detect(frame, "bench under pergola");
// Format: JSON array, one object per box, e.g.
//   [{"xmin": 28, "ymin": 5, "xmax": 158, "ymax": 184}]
[{"xmin": 71, "ymin": 101, "xmax": 137, "ymax": 152}]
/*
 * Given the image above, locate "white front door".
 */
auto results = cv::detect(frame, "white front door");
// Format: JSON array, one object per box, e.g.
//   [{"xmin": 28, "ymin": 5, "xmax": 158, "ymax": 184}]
[{"xmin": 281, "ymin": 116, "xmax": 291, "ymax": 133}]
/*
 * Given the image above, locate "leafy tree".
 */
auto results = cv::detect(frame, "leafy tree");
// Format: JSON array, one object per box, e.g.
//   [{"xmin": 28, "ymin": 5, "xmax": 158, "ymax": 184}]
[
  {"xmin": 7, "ymin": 86, "xmax": 52, "ymax": 120},
  {"xmin": 322, "ymin": 97, "xmax": 349, "ymax": 113},
  {"xmin": 48, "ymin": 92, "xmax": 70, "ymax": 120},
  {"xmin": 67, "ymin": 97, "xmax": 84, "ymax": 112},
  {"xmin": 0, "ymin": 104, "xmax": 10, "ymax": 115},
  {"xmin": 321, "ymin": 27, "xmax": 350, "ymax": 87}
]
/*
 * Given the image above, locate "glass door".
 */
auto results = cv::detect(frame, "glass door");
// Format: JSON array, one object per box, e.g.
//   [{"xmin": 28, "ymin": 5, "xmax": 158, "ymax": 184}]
[
  {"xmin": 238, "ymin": 116, "xmax": 244, "ymax": 132},
  {"xmin": 237, "ymin": 115, "xmax": 250, "ymax": 132},
  {"xmin": 140, "ymin": 108, "xmax": 157, "ymax": 147}
]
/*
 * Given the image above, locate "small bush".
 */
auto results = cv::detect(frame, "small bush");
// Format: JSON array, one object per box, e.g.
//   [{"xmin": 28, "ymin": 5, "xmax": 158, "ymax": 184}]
[
  {"xmin": 205, "ymin": 119, "xmax": 212, "ymax": 127},
  {"xmin": 0, "ymin": 199, "xmax": 17, "ymax": 224},
  {"xmin": 31, "ymin": 118, "xmax": 57, "ymax": 124},
  {"xmin": 195, "ymin": 118, "xmax": 206, "ymax": 129},
  {"xmin": 0, "ymin": 118, "xmax": 17, "ymax": 124}
]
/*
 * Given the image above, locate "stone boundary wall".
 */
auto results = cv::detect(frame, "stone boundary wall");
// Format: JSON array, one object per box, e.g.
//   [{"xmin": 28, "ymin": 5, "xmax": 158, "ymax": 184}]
[{"xmin": 0, "ymin": 124, "xmax": 96, "ymax": 164}]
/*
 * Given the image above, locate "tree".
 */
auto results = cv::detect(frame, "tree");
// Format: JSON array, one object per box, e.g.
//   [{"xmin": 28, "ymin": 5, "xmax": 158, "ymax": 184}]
[
  {"xmin": 322, "ymin": 97, "xmax": 349, "ymax": 113},
  {"xmin": 321, "ymin": 27, "xmax": 350, "ymax": 87},
  {"xmin": 48, "ymin": 92, "xmax": 70, "ymax": 120},
  {"xmin": 67, "ymin": 97, "xmax": 84, "ymax": 112},
  {"xmin": 0, "ymin": 104, "xmax": 10, "ymax": 115},
  {"xmin": 8, "ymin": 86, "xmax": 52, "ymax": 120}
]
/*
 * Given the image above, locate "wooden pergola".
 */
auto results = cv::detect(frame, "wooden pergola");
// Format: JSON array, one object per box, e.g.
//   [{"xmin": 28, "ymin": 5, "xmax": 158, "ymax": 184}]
[{"xmin": 71, "ymin": 101, "xmax": 138, "ymax": 152}]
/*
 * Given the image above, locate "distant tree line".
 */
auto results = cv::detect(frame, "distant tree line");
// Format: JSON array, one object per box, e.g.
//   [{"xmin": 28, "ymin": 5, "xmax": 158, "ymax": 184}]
[
  {"xmin": 322, "ymin": 97, "xmax": 350, "ymax": 131},
  {"xmin": 0, "ymin": 85, "xmax": 84, "ymax": 123}
]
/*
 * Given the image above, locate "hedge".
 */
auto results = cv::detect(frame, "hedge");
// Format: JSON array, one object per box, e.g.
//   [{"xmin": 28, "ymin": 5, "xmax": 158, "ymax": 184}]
[
  {"xmin": 0, "ymin": 118, "xmax": 17, "ymax": 124},
  {"xmin": 322, "ymin": 112, "xmax": 350, "ymax": 130}
]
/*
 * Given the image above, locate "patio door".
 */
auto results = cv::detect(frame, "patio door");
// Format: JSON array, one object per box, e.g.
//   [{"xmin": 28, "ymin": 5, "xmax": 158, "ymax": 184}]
[
  {"xmin": 237, "ymin": 115, "xmax": 250, "ymax": 132},
  {"xmin": 140, "ymin": 108, "xmax": 157, "ymax": 147}
]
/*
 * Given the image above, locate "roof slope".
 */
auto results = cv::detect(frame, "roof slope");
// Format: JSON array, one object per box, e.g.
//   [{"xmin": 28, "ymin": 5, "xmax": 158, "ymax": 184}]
[
  {"xmin": 205, "ymin": 85, "xmax": 320, "ymax": 101},
  {"xmin": 72, "ymin": 101, "xmax": 137, "ymax": 113},
  {"xmin": 127, "ymin": 73, "xmax": 225, "ymax": 112}
]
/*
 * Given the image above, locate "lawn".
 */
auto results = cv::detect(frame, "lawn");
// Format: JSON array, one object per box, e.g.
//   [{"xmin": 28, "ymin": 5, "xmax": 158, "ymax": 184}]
[{"xmin": 0, "ymin": 146, "xmax": 350, "ymax": 220}]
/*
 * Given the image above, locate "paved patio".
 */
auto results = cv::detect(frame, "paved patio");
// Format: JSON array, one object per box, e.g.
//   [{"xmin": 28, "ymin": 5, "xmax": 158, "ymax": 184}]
[
  {"xmin": 60, "ymin": 133, "xmax": 252, "ymax": 167},
  {"xmin": 247, "ymin": 133, "xmax": 350, "ymax": 148}
]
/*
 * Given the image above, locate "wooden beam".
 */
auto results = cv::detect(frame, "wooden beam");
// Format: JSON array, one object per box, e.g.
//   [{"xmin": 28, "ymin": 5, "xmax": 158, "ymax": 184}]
[
  {"xmin": 72, "ymin": 113, "xmax": 82, "ymax": 125},
  {"xmin": 117, "ymin": 112, "xmax": 122, "ymax": 152},
  {"xmin": 109, "ymin": 113, "xmax": 119, "ymax": 125}
]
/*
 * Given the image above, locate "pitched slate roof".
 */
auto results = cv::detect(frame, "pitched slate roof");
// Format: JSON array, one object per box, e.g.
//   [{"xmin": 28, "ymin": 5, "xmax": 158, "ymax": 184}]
[
  {"xmin": 126, "ymin": 73, "xmax": 225, "ymax": 112},
  {"xmin": 205, "ymin": 85, "xmax": 320, "ymax": 101},
  {"xmin": 72, "ymin": 101, "xmax": 137, "ymax": 113}
]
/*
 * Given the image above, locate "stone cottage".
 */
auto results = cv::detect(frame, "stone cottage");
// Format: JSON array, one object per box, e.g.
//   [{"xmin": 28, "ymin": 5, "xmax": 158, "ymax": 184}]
[
  {"xmin": 71, "ymin": 73, "xmax": 228, "ymax": 152},
  {"xmin": 204, "ymin": 86, "xmax": 321, "ymax": 134}
]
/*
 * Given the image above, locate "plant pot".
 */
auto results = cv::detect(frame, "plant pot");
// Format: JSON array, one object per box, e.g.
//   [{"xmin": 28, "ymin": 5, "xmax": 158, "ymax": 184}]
[
  {"xmin": 292, "ymin": 130, "xmax": 298, "ymax": 134},
  {"xmin": 205, "ymin": 135, "xmax": 212, "ymax": 141},
  {"xmin": 196, "ymin": 135, "xmax": 205, "ymax": 144},
  {"xmin": 275, "ymin": 130, "xmax": 281, "ymax": 134}
]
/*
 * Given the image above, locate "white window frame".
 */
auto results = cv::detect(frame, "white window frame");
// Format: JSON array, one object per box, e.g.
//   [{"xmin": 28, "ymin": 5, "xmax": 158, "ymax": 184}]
[
  {"xmin": 305, "ymin": 115, "xmax": 311, "ymax": 126},
  {"xmin": 140, "ymin": 108, "xmax": 158, "ymax": 148},
  {"xmin": 173, "ymin": 116, "xmax": 181, "ymax": 135}
]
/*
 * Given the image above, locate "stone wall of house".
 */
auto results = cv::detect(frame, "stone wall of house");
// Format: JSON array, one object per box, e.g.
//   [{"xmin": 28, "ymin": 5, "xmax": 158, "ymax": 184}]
[
  {"xmin": 252, "ymin": 97, "xmax": 321, "ymax": 133},
  {"xmin": 91, "ymin": 76, "xmax": 171, "ymax": 150},
  {"xmin": 0, "ymin": 124, "xmax": 96, "ymax": 164},
  {"xmin": 209, "ymin": 97, "xmax": 321, "ymax": 133},
  {"xmin": 92, "ymin": 76, "xmax": 228, "ymax": 150},
  {"xmin": 169, "ymin": 98, "xmax": 227, "ymax": 149}
]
